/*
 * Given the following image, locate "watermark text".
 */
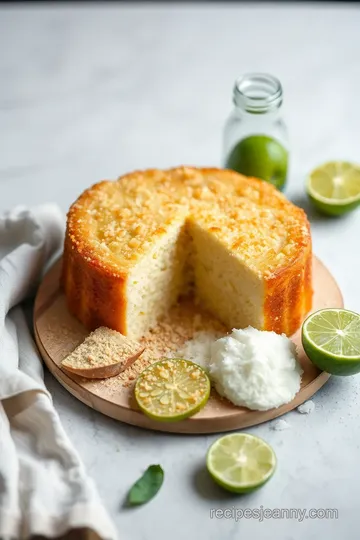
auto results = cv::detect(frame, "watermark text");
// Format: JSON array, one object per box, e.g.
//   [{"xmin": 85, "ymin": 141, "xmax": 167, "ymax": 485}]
[{"xmin": 210, "ymin": 506, "xmax": 338, "ymax": 522}]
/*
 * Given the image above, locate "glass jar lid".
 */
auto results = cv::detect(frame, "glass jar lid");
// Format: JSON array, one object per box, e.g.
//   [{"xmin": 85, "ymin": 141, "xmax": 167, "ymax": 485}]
[{"xmin": 233, "ymin": 73, "xmax": 283, "ymax": 114}]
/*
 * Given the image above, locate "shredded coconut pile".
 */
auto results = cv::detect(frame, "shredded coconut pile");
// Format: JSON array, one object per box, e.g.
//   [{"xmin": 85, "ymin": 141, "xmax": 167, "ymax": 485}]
[{"xmin": 209, "ymin": 327, "xmax": 303, "ymax": 411}]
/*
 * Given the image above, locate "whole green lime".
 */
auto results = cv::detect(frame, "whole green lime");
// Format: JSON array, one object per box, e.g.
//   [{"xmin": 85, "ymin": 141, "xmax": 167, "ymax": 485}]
[{"xmin": 225, "ymin": 135, "xmax": 288, "ymax": 191}]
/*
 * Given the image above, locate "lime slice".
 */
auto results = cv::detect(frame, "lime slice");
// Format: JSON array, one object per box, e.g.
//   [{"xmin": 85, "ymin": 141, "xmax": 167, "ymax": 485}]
[
  {"xmin": 206, "ymin": 433, "xmax": 276, "ymax": 493},
  {"xmin": 225, "ymin": 135, "xmax": 288, "ymax": 191},
  {"xmin": 306, "ymin": 161, "xmax": 360, "ymax": 216},
  {"xmin": 302, "ymin": 308, "xmax": 360, "ymax": 375},
  {"xmin": 134, "ymin": 358, "xmax": 210, "ymax": 422}
]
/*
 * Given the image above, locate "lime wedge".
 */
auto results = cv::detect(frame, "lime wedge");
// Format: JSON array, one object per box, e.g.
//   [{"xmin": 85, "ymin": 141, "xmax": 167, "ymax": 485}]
[
  {"xmin": 302, "ymin": 308, "xmax": 360, "ymax": 375},
  {"xmin": 307, "ymin": 161, "xmax": 360, "ymax": 216},
  {"xmin": 134, "ymin": 358, "xmax": 210, "ymax": 422},
  {"xmin": 206, "ymin": 433, "xmax": 276, "ymax": 493}
]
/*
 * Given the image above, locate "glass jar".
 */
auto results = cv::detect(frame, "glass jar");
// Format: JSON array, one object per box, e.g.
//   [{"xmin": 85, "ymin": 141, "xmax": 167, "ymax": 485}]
[{"xmin": 223, "ymin": 73, "xmax": 289, "ymax": 191}]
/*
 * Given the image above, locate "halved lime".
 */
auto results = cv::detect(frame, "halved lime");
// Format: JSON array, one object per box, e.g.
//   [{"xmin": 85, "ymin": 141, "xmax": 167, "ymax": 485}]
[
  {"xmin": 306, "ymin": 161, "xmax": 360, "ymax": 216},
  {"xmin": 206, "ymin": 433, "xmax": 276, "ymax": 493},
  {"xmin": 134, "ymin": 358, "xmax": 210, "ymax": 422},
  {"xmin": 302, "ymin": 308, "xmax": 360, "ymax": 375},
  {"xmin": 225, "ymin": 135, "xmax": 288, "ymax": 191}
]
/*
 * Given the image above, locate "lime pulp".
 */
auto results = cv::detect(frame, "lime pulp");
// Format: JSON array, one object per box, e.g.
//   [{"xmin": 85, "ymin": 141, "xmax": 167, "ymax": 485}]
[
  {"xmin": 225, "ymin": 135, "xmax": 288, "ymax": 191},
  {"xmin": 302, "ymin": 308, "xmax": 360, "ymax": 376},
  {"xmin": 306, "ymin": 161, "xmax": 360, "ymax": 216},
  {"xmin": 206, "ymin": 433, "xmax": 276, "ymax": 493},
  {"xmin": 134, "ymin": 358, "xmax": 210, "ymax": 422}
]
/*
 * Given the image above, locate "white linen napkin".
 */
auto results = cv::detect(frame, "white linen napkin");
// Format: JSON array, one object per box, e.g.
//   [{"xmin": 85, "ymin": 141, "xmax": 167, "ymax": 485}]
[{"xmin": 0, "ymin": 205, "xmax": 118, "ymax": 540}]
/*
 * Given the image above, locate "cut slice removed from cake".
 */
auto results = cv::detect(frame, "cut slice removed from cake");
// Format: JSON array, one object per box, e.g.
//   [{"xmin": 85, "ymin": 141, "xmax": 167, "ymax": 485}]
[{"xmin": 61, "ymin": 326, "xmax": 145, "ymax": 379}]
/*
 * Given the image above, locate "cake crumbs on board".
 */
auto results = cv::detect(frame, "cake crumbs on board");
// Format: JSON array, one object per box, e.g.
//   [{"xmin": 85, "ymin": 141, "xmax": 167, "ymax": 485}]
[{"xmin": 91, "ymin": 296, "xmax": 227, "ymax": 395}]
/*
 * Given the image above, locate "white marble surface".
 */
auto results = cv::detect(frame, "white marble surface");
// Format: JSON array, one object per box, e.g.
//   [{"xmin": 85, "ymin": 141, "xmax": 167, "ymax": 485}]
[{"xmin": 1, "ymin": 4, "xmax": 360, "ymax": 539}]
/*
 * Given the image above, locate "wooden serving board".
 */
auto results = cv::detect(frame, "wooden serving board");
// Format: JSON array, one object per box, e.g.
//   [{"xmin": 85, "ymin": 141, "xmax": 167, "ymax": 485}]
[{"xmin": 34, "ymin": 256, "xmax": 343, "ymax": 434}]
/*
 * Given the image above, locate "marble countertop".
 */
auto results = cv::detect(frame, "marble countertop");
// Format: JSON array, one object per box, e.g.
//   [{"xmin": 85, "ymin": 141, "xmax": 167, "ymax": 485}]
[{"xmin": 1, "ymin": 4, "xmax": 360, "ymax": 539}]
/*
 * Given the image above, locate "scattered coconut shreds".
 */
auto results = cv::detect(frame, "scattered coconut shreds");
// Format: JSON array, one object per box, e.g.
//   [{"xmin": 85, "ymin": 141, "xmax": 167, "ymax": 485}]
[
  {"xmin": 297, "ymin": 400, "xmax": 315, "ymax": 415},
  {"xmin": 270, "ymin": 419, "xmax": 291, "ymax": 431},
  {"xmin": 172, "ymin": 330, "xmax": 224, "ymax": 369},
  {"xmin": 90, "ymin": 296, "xmax": 226, "ymax": 395}
]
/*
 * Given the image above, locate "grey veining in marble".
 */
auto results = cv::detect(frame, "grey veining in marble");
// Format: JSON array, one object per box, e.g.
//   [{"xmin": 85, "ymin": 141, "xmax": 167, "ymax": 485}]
[{"xmin": 1, "ymin": 4, "xmax": 360, "ymax": 539}]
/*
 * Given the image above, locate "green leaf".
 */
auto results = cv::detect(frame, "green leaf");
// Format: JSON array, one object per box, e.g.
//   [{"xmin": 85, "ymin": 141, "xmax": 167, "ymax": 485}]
[{"xmin": 127, "ymin": 465, "xmax": 164, "ymax": 506}]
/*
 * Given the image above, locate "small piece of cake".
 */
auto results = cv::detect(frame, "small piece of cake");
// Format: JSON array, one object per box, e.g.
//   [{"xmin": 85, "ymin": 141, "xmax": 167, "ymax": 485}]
[{"xmin": 61, "ymin": 327, "xmax": 145, "ymax": 379}]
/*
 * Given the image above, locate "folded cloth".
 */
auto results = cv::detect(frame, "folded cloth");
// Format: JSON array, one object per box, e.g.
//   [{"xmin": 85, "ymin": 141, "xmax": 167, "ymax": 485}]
[{"xmin": 0, "ymin": 205, "xmax": 117, "ymax": 540}]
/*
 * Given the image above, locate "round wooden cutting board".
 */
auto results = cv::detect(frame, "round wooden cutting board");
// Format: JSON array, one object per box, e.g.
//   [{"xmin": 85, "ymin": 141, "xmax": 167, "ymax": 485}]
[{"xmin": 34, "ymin": 256, "xmax": 343, "ymax": 434}]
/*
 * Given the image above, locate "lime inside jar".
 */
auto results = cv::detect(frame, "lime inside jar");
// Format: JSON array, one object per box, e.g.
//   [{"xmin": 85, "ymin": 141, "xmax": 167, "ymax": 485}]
[{"xmin": 223, "ymin": 74, "xmax": 289, "ymax": 191}]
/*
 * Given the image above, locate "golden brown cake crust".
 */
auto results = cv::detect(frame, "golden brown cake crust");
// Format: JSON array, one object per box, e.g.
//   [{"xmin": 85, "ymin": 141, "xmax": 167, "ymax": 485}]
[{"xmin": 61, "ymin": 167, "xmax": 312, "ymax": 337}]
